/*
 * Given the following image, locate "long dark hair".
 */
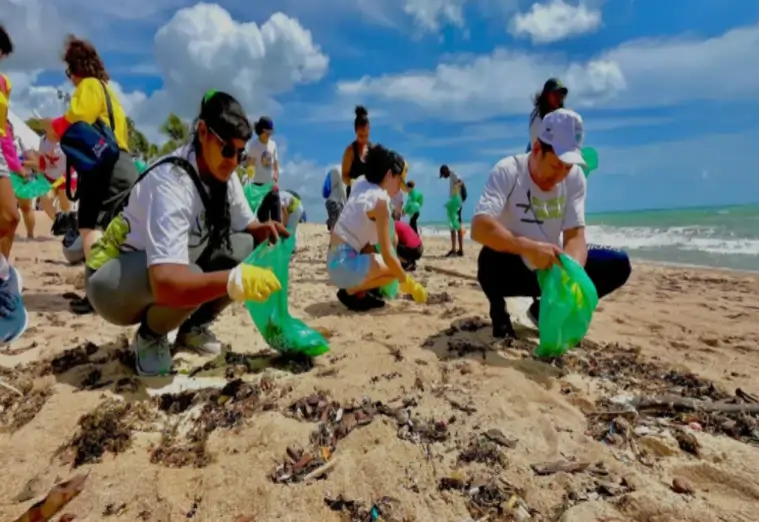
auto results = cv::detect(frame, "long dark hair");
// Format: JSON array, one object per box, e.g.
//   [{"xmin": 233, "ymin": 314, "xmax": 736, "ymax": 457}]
[
  {"xmin": 191, "ymin": 91, "xmax": 253, "ymax": 252},
  {"xmin": 530, "ymin": 91, "xmax": 556, "ymax": 123},
  {"xmin": 0, "ymin": 25, "xmax": 13, "ymax": 57}
]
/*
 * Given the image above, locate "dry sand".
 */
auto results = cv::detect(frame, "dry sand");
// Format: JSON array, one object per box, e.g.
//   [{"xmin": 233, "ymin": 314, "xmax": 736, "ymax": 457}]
[{"xmin": 1, "ymin": 213, "xmax": 759, "ymax": 521}]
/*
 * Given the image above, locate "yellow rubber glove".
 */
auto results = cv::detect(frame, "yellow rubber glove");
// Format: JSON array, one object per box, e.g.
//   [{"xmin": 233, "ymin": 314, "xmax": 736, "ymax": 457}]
[
  {"xmin": 227, "ymin": 264, "xmax": 281, "ymax": 302},
  {"xmin": 400, "ymin": 274, "xmax": 428, "ymax": 303}
]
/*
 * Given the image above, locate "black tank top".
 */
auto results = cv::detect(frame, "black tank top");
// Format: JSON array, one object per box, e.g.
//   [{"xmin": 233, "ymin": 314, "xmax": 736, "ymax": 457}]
[{"xmin": 348, "ymin": 141, "xmax": 370, "ymax": 180}]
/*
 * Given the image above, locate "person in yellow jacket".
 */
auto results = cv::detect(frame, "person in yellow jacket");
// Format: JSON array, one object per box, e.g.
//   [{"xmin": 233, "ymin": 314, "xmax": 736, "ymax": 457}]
[{"xmin": 85, "ymin": 91, "xmax": 288, "ymax": 376}]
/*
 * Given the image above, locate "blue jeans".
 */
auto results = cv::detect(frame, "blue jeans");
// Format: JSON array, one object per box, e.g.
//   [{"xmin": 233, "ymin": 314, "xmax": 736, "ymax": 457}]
[{"xmin": 477, "ymin": 245, "xmax": 632, "ymax": 326}]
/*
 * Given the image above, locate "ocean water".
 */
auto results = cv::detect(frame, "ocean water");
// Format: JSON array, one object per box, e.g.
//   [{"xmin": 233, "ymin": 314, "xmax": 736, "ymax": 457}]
[{"xmin": 419, "ymin": 204, "xmax": 759, "ymax": 272}]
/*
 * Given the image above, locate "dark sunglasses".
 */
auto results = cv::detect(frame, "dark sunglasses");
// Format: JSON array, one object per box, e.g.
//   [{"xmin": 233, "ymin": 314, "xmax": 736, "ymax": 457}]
[{"xmin": 209, "ymin": 127, "xmax": 247, "ymax": 163}]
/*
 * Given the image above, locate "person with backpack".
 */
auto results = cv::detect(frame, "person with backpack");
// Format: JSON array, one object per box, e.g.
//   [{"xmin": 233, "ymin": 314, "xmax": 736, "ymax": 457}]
[
  {"xmin": 84, "ymin": 91, "xmax": 288, "ymax": 376},
  {"xmin": 341, "ymin": 106, "xmax": 371, "ymax": 198},
  {"xmin": 42, "ymin": 35, "xmax": 141, "ymax": 313},
  {"xmin": 439, "ymin": 164, "xmax": 466, "ymax": 257},
  {"xmin": 0, "ymin": 25, "xmax": 28, "ymax": 344},
  {"xmin": 323, "ymin": 167, "xmax": 346, "ymax": 231}
]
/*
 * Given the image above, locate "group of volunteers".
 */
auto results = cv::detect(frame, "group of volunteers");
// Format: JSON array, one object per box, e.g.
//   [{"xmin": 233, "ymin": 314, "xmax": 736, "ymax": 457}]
[{"xmin": 0, "ymin": 18, "xmax": 632, "ymax": 376}]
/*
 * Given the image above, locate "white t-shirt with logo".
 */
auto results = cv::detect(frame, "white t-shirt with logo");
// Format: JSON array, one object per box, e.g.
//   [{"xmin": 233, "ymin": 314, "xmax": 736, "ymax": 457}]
[
  {"xmin": 121, "ymin": 146, "xmax": 257, "ymax": 267},
  {"xmin": 39, "ymin": 137, "xmax": 67, "ymax": 181},
  {"xmin": 247, "ymin": 138, "xmax": 278, "ymax": 184},
  {"xmin": 474, "ymin": 153, "xmax": 586, "ymax": 250}
]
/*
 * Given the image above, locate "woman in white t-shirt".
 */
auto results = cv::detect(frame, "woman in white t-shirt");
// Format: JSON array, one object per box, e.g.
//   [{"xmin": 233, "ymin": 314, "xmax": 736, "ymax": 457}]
[
  {"xmin": 328, "ymin": 144, "xmax": 427, "ymax": 311},
  {"xmin": 246, "ymin": 116, "xmax": 281, "ymax": 223},
  {"xmin": 528, "ymin": 78, "xmax": 568, "ymax": 151},
  {"xmin": 84, "ymin": 91, "xmax": 287, "ymax": 376}
]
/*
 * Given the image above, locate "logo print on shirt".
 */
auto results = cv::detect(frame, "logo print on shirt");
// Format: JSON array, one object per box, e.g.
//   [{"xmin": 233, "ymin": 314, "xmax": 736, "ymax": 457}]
[{"xmin": 261, "ymin": 150, "xmax": 273, "ymax": 167}]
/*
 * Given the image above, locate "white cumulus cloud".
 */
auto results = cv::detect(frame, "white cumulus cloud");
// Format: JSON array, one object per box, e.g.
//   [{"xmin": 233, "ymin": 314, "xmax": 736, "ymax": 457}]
[
  {"xmin": 509, "ymin": 0, "xmax": 602, "ymax": 44},
  {"xmin": 402, "ymin": 0, "xmax": 470, "ymax": 32}
]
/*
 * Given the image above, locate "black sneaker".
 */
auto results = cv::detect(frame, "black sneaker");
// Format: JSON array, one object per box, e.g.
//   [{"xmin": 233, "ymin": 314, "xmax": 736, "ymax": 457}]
[
  {"xmin": 70, "ymin": 295, "xmax": 95, "ymax": 315},
  {"xmin": 493, "ymin": 320, "xmax": 518, "ymax": 339},
  {"xmin": 444, "ymin": 250, "xmax": 457, "ymax": 258},
  {"xmin": 50, "ymin": 212, "xmax": 69, "ymax": 236},
  {"xmin": 337, "ymin": 290, "xmax": 384, "ymax": 312},
  {"xmin": 456, "ymin": 249, "xmax": 464, "ymax": 257},
  {"xmin": 527, "ymin": 299, "xmax": 540, "ymax": 328}
]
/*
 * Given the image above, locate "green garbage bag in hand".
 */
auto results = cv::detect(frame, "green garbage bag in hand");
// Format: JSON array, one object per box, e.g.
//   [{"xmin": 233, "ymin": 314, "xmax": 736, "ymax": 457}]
[
  {"xmin": 243, "ymin": 234, "xmax": 330, "ymax": 357},
  {"xmin": 11, "ymin": 172, "xmax": 52, "ymax": 200},
  {"xmin": 244, "ymin": 182, "xmax": 274, "ymax": 214},
  {"xmin": 445, "ymin": 193, "xmax": 462, "ymax": 231},
  {"xmin": 535, "ymin": 254, "xmax": 599, "ymax": 358},
  {"xmin": 403, "ymin": 188, "xmax": 424, "ymax": 216}
]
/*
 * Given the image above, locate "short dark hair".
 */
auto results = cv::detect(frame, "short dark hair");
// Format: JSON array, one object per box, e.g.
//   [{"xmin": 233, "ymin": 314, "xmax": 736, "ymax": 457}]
[
  {"xmin": 254, "ymin": 116, "xmax": 273, "ymax": 136},
  {"xmin": 0, "ymin": 25, "xmax": 13, "ymax": 56},
  {"xmin": 200, "ymin": 91, "xmax": 252, "ymax": 142},
  {"xmin": 63, "ymin": 35, "xmax": 109, "ymax": 82},
  {"xmin": 407, "ymin": 180, "xmax": 415, "ymax": 189}
]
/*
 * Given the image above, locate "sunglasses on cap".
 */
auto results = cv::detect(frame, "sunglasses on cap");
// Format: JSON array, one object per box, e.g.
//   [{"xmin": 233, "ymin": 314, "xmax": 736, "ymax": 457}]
[{"xmin": 208, "ymin": 126, "xmax": 248, "ymax": 163}]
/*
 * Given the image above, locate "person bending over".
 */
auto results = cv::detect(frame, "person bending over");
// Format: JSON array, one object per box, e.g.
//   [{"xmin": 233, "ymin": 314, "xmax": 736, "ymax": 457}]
[
  {"xmin": 328, "ymin": 145, "xmax": 427, "ymax": 311},
  {"xmin": 395, "ymin": 219, "xmax": 423, "ymax": 272},
  {"xmin": 85, "ymin": 91, "xmax": 287, "ymax": 376},
  {"xmin": 247, "ymin": 116, "xmax": 281, "ymax": 222},
  {"xmin": 341, "ymin": 106, "xmax": 371, "ymax": 199},
  {"xmin": 471, "ymin": 109, "xmax": 631, "ymax": 339},
  {"xmin": 0, "ymin": 26, "xmax": 27, "ymax": 344}
]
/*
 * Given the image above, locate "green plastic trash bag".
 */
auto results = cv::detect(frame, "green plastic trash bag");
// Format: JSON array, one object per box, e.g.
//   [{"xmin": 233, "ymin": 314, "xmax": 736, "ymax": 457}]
[
  {"xmin": 404, "ymin": 188, "xmax": 424, "ymax": 216},
  {"xmin": 134, "ymin": 158, "xmax": 148, "ymax": 173},
  {"xmin": 445, "ymin": 193, "xmax": 462, "ymax": 231},
  {"xmin": 10, "ymin": 172, "xmax": 52, "ymax": 200},
  {"xmin": 377, "ymin": 202, "xmax": 400, "ymax": 299},
  {"xmin": 535, "ymin": 254, "xmax": 599, "ymax": 358},
  {"xmin": 580, "ymin": 147, "xmax": 599, "ymax": 177},
  {"xmin": 244, "ymin": 182, "xmax": 274, "ymax": 214},
  {"xmin": 243, "ymin": 234, "xmax": 330, "ymax": 357}
]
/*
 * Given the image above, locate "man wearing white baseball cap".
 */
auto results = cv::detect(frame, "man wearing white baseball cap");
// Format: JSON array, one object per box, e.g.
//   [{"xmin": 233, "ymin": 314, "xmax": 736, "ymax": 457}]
[{"xmin": 471, "ymin": 109, "xmax": 631, "ymax": 339}]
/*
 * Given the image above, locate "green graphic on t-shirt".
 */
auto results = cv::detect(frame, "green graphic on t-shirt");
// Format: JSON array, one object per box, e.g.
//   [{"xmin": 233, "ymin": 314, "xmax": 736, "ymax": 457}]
[{"xmin": 530, "ymin": 195, "xmax": 566, "ymax": 220}]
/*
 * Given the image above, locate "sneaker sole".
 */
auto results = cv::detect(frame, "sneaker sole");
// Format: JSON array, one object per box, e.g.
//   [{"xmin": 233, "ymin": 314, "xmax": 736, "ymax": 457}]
[{"xmin": 3, "ymin": 307, "xmax": 29, "ymax": 345}]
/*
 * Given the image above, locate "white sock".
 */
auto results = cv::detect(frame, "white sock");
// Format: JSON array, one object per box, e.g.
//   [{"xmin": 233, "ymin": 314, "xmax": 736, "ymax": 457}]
[{"xmin": 0, "ymin": 254, "xmax": 9, "ymax": 281}]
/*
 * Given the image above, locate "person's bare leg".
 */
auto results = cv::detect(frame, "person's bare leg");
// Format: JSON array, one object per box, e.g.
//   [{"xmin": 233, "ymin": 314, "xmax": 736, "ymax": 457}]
[
  {"xmin": 457, "ymin": 229, "xmax": 464, "ymax": 253},
  {"xmin": 39, "ymin": 194, "xmax": 57, "ymax": 220},
  {"xmin": 56, "ymin": 190, "xmax": 72, "ymax": 212},
  {"xmin": 80, "ymin": 228, "xmax": 102, "ymax": 259},
  {"xmin": 0, "ymin": 178, "xmax": 20, "ymax": 259},
  {"xmin": 18, "ymin": 199, "xmax": 35, "ymax": 239},
  {"xmin": 449, "ymin": 230, "xmax": 456, "ymax": 252}
]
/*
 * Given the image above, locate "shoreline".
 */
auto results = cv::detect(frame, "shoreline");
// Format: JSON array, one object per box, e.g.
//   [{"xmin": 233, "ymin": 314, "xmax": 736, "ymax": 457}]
[{"xmin": 415, "ymin": 233, "xmax": 759, "ymax": 276}]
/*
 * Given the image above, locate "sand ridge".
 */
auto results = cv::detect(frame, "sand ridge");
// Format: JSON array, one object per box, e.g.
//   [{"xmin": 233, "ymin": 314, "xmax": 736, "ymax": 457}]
[{"xmin": 1, "ymin": 215, "xmax": 759, "ymax": 521}]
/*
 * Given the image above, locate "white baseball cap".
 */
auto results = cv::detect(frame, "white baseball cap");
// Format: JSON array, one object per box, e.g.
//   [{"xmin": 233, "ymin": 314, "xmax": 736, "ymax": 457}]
[{"xmin": 538, "ymin": 108, "xmax": 586, "ymax": 166}]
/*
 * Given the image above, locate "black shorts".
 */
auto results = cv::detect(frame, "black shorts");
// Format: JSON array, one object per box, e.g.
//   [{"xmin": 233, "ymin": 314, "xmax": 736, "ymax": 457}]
[
  {"xmin": 77, "ymin": 150, "xmax": 139, "ymax": 230},
  {"xmin": 397, "ymin": 244, "xmax": 423, "ymax": 262}
]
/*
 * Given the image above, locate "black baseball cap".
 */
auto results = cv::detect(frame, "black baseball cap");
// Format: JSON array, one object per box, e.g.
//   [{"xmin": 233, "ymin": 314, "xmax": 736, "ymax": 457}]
[
  {"xmin": 200, "ymin": 90, "xmax": 252, "ymax": 142},
  {"xmin": 543, "ymin": 78, "xmax": 568, "ymax": 95}
]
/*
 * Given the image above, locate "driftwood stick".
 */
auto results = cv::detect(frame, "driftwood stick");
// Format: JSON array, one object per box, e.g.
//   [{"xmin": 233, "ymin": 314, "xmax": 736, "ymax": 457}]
[
  {"xmin": 632, "ymin": 395, "xmax": 759, "ymax": 414},
  {"xmin": 531, "ymin": 461, "xmax": 590, "ymax": 476},
  {"xmin": 302, "ymin": 457, "xmax": 339, "ymax": 482},
  {"xmin": 424, "ymin": 264, "xmax": 478, "ymax": 282}
]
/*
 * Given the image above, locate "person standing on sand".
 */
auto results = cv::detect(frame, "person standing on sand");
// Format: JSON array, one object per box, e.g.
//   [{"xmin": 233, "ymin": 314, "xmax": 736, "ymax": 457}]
[
  {"xmin": 439, "ymin": 164, "xmax": 465, "ymax": 257},
  {"xmin": 0, "ymin": 25, "xmax": 28, "ymax": 344},
  {"xmin": 84, "ymin": 91, "xmax": 287, "ymax": 376},
  {"xmin": 341, "ymin": 106, "xmax": 371, "ymax": 199},
  {"xmin": 403, "ymin": 180, "xmax": 423, "ymax": 234},
  {"xmin": 247, "ymin": 116, "xmax": 281, "ymax": 223},
  {"xmin": 471, "ymin": 109, "xmax": 631, "ymax": 339},
  {"xmin": 328, "ymin": 145, "xmax": 427, "ymax": 311},
  {"xmin": 528, "ymin": 78, "xmax": 568, "ymax": 151}
]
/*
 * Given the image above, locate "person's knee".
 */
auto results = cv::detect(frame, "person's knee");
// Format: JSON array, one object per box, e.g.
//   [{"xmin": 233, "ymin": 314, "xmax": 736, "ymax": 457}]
[
  {"xmin": 18, "ymin": 199, "xmax": 33, "ymax": 212},
  {"xmin": 0, "ymin": 203, "xmax": 20, "ymax": 236}
]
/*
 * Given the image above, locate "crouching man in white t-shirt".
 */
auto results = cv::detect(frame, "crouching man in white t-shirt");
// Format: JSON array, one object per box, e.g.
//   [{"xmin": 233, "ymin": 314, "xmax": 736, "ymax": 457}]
[{"xmin": 471, "ymin": 109, "xmax": 631, "ymax": 338}]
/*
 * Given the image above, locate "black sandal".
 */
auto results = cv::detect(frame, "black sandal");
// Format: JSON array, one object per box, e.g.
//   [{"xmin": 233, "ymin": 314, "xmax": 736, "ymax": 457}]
[{"xmin": 69, "ymin": 295, "xmax": 95, "ymax": 315}]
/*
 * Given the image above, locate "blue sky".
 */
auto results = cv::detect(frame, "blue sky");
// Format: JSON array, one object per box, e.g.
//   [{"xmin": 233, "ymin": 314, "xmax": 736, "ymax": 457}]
[{"xmin": 3, "ymin": 0, "xmax": 759, "ymax": 221}]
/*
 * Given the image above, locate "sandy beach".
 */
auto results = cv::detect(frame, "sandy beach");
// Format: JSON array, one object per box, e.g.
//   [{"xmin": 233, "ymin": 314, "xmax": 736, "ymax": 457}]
[{"xmin": 1, "ymin": 213, "xmax": 759, "ymax": 521}]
